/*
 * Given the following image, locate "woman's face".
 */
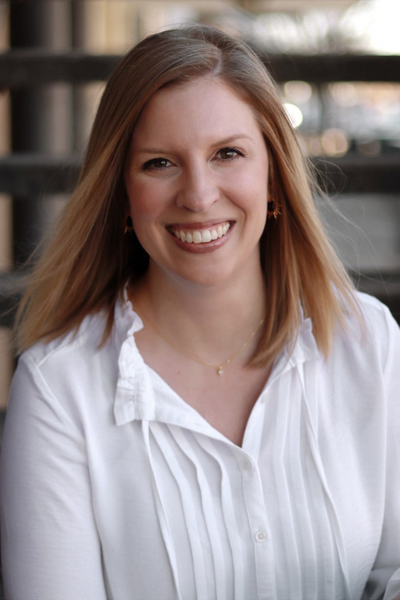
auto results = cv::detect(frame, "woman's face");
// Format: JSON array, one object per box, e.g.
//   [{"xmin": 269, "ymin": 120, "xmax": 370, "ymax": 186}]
[{"xmin": 124, "ymin": 77, "xmax": 269, "ymax": 287}]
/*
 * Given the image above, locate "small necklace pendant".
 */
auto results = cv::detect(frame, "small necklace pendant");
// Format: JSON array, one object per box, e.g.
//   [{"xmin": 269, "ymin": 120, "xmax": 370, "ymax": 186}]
[{"xmin": 217, "ymin": 366, "xmax": 224, "ymax": 376}]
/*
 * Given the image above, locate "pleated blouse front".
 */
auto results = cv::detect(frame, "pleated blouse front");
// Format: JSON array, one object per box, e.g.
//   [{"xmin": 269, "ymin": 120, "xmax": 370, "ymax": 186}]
[{"xmin": 2, "ymin": 293, "xmax": 400, "ymax": 600}]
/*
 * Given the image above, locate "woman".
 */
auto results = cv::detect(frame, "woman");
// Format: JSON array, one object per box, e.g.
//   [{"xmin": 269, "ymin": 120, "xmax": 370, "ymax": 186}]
[{"xmin": 1, "ymin": 25, "xmax": 399, "ymax": 600}]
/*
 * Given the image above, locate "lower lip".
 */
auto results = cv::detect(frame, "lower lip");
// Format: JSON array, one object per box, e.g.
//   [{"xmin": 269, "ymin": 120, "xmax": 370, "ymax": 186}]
[{"xmin": 168, "ymin": 224, "xmax": 234, "ymax": 254}]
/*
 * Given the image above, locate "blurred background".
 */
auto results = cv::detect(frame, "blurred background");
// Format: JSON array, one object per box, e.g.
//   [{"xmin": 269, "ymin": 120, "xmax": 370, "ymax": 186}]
[{"xmin": 0, "ymin": 0, "xmax": 400, "ymax": 419}]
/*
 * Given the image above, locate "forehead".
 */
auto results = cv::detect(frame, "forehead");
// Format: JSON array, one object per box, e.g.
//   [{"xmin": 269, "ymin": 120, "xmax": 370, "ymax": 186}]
[{"xmin": 130, "ymin": 77, "xmax": 263, "ymax": 148}]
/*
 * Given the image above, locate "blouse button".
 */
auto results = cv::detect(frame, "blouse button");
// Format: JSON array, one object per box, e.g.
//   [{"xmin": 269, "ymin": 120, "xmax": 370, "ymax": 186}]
[
  {"xmin": 240, "ymin": 458, "xmax": 252, "ymax": 471},
  {"xmin": 255, "ymin": 530, "xmax": 267, "ymax": 543}
]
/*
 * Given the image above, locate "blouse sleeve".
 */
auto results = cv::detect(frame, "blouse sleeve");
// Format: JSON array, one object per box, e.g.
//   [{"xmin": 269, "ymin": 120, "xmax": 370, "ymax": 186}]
[
  {"xmin": 363, "ymin": 307, "xmax": 400, "ymax": 600},
  {"xmin": 0, "ymin": 353, "xmax": 108, "ymax": 600}
]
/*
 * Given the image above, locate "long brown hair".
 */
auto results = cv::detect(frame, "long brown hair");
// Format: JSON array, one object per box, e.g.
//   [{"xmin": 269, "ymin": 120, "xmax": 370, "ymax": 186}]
[{"xmin": 14, "ymin": 25, "xmax": 360, "ymax": 362}]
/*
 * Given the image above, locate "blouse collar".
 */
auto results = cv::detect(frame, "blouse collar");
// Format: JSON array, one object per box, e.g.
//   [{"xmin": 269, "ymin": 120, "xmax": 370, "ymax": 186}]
[{"xmin": 113, "ymin": 291, "xmax": 321, "ymax": 429}]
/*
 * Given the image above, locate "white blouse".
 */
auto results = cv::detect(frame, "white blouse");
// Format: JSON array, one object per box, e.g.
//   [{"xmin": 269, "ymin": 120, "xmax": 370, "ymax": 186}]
[{"xmin": 1, "ymin": 292, "xmax": 400, "ymax": 600}]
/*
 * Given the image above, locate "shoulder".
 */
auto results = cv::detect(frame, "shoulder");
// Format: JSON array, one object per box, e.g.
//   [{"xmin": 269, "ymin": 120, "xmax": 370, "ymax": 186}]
[
  {"xmin": 332, "ymin": 291, "xmax": 400, "ymax": 377},
  {"xmin": 13, "ymin": 294, "xmax": 140, "ymax": 400},
  {"xmin": 354, "ymin": 291, "xmax": 399, "ymax": 355},
  {"xmin": 355, "ymin": 290, "xmax": 395, "ymax": 324},
  {"xmin": 12, "ymin": 310, "xmax": 126, "ymax": 425},
  {"xmin": 22, "ymin": 310, "xmax": 109, "ymax": 369},
  {"xmin": 21, "ymin": 292, "xmax": 136, "ymax": 371}
]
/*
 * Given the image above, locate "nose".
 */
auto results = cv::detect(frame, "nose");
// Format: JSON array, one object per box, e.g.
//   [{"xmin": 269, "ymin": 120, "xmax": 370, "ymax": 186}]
[{"xmin": 175, "ymin": 163, "xmax": 220, "ymax": 212}]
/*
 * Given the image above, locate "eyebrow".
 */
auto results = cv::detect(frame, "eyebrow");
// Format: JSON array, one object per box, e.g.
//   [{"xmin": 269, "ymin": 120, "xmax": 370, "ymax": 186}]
[{"xmin": 136, "ymin": 134, "xmax": 254, "ymax": 155}]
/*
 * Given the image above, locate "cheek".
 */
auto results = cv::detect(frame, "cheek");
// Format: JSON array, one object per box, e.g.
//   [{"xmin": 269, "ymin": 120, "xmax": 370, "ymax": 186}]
[
  {"xmin": 126, "ymin": 180, "xmax": 164, "ymax": 225},
  {"xmin": 232, "ymin": 169, "xmax": 268, "ymax": 214}
]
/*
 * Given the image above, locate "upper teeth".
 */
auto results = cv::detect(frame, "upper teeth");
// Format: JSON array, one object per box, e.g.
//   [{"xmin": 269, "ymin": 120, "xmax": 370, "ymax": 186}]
[{"xmin": 172, "ymin": 223, "xmax": 231, "ymax": 244}]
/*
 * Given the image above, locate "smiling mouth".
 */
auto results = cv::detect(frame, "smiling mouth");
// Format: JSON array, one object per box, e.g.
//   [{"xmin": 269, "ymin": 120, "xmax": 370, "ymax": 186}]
[{"xmin": 170, "ymin": 222, "xmax": 231, "ymax": 244}]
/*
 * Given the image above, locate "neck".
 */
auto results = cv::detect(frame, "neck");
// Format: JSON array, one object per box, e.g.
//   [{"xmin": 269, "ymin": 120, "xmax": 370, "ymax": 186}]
[{"xmin": 130, "ymin": 259, "xmax": 266, "ymax": 367}]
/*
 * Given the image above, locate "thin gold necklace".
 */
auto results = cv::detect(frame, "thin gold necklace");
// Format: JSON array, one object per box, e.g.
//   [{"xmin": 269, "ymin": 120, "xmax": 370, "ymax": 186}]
[{"xmin": 138, "ymin": 309, "xmax": 265, "ymax": 376}]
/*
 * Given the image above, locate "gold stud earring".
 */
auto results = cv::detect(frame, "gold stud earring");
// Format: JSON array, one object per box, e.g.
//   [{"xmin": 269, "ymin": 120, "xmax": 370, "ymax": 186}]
[
  {"xmin": 267, "ymin": 199, "xmax": 281, "ymax": 219},
  {"xmin": 124, "ymin": 215, "xmax": 134, "ymax": 234}
]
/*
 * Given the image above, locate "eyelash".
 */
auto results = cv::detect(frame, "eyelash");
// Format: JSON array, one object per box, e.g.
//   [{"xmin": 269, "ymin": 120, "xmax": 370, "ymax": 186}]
[
  {"xmin": 142, "ymin": 147, "xmax": 245, "ymax": 171},
  {"xmin": 142, "ymin": 158, "xmax": 171, "ymax": 171},
  {"xmin": 216, "ymin": 147, "xmax": 245, "ymax": 161}
]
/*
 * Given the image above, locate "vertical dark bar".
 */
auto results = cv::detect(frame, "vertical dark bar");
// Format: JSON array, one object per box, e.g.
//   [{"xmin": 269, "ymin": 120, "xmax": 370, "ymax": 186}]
[
  {"xmin": 71, "ymin": 0, "xmax": 86, "ymax": 153},
  {"xmin": 10, "ymin": 1, "xmax": 55, "ymax": 267}
]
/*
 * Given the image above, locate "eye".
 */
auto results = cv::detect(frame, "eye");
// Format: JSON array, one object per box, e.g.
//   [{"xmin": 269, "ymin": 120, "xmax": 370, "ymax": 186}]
[
  {"xmin": 216, "ymin": 147, "xmax": 245, "ymax": 161},
  {"xmin": 142, "ymin": 157, "xmax": 172, "ymax": 171}
]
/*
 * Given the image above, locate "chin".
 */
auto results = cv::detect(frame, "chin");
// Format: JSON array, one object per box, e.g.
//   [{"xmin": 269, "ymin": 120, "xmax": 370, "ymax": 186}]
[{"xmin": 168, "ymin": 262, "xmax": 241, "ymax": 289}]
